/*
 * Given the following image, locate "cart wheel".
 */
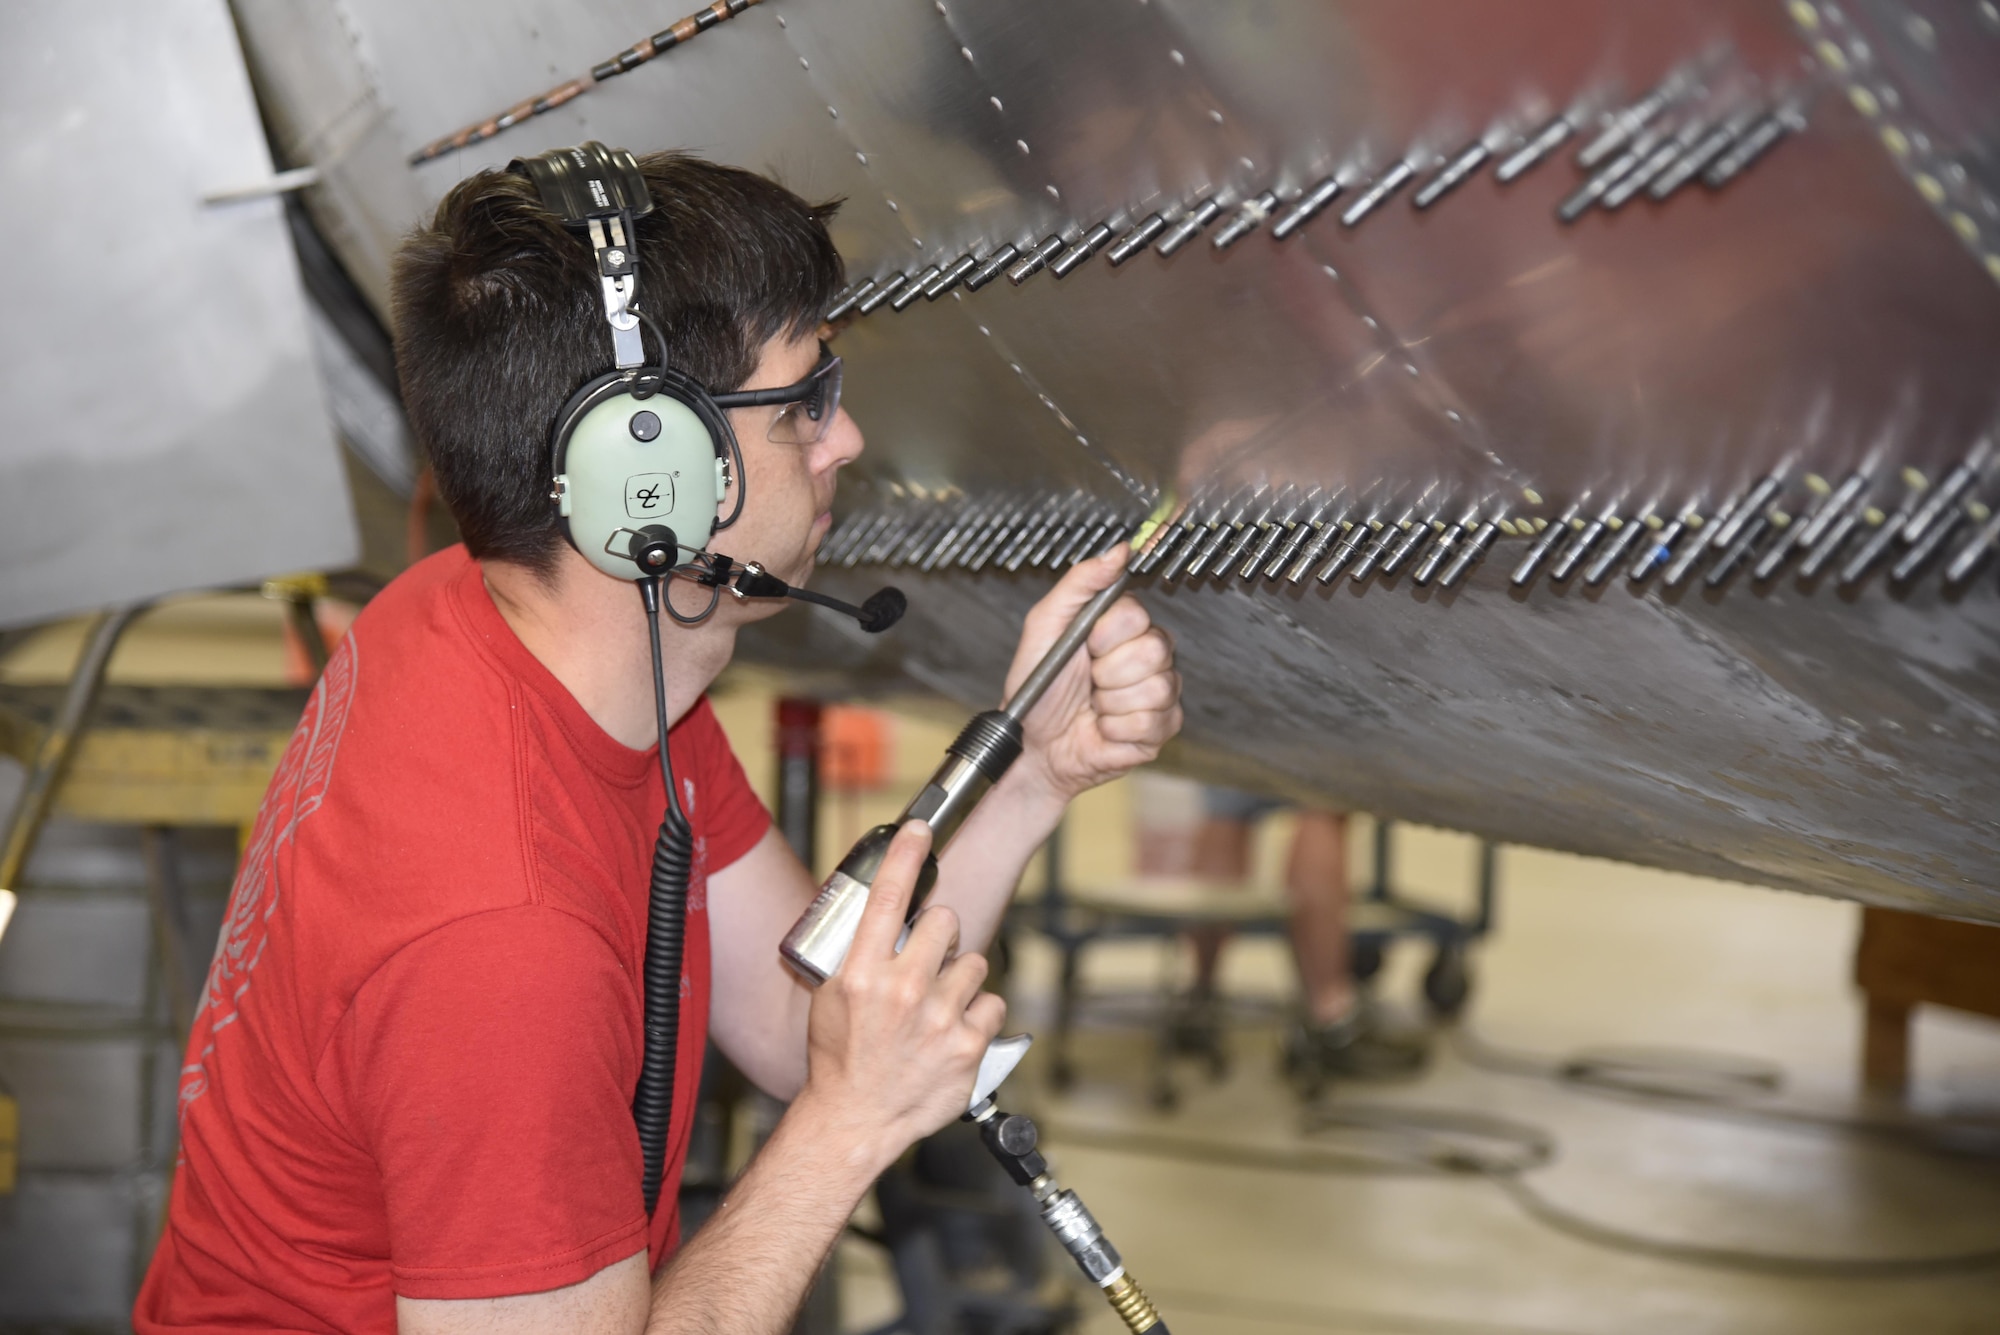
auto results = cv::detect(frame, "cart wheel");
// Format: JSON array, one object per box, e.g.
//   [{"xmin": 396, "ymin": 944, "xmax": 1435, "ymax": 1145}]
[
  {"xmin": 1296, "ymin": 1066, "xmax": 1328, "ymax": 1102},
  {"xmin": 1150, "ymin": 1076, "xmax": 1180, "ymax": 1112},
  {"xmin": 1205, "ymin": 1043, "xmax": 1230, "ymax": 1083},
  {"xmin": 1423, "ymin": 943, "xmax": 1472, "ymax": 1017},
  {"xmin": 1049, "ymin": 1055, "xmax": 1074, "ymax": 1092},
  {"xmin": 1350, "ymin": 938, "xmax": 1385, "ymax": 983}
]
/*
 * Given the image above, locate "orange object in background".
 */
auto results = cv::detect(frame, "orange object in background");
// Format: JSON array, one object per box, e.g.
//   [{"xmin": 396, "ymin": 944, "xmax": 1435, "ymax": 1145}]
[{"xmin": 821, "ymin": 705, "xmax": 893, "ymax": 790}]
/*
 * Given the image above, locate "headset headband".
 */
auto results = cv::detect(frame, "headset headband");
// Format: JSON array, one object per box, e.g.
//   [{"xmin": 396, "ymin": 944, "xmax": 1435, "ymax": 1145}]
[
  {"xmin": 513, "ymin": 141, "xmax": 654, "ymax": 224},
  {"xmin": 510, "ymin": 141, "xmax": 655, "ymax": 369}
]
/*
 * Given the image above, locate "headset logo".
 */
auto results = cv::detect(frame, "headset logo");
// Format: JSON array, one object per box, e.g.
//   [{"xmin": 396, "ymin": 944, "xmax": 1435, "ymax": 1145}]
[{"xmin": 626, "ymin": 473, "xmax": 675, "ymax": 518}]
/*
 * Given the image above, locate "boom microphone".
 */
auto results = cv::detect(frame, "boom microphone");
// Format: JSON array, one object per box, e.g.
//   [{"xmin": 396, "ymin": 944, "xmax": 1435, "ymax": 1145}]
[
  {"xmin": 728, "ymin": 561, "xmax": 906, "ymax": 634},
  {"xmin": 855, "ymin": 587, "xmax": 908, "ymax": 633}
]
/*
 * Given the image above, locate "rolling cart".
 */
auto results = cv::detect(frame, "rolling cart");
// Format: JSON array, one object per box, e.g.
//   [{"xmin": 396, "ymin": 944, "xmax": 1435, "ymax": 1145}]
[{"xmin": 1020, "ymin": 817, "xmax": 1497, "ymax": 1110}]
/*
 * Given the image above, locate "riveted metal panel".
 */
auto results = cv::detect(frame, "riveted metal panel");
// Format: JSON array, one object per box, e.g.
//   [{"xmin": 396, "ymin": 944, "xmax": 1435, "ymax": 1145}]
[
  {"xmin": 0, "ymin": 0, "xmax": 357, "ymax": 629},
  {"xmin": 230, "ymin": 0, "xmax": 2000, "ymax": 913}
]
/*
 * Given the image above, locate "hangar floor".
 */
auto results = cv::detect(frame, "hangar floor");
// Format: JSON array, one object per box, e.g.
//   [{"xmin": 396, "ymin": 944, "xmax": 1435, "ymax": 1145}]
[
  {"xmin": 963, "ymin": 864, "xmax": 2000, "ymax": 1335},
  {"xmin": 3, "ymin": 601, "xmax": 2000, "ymax": 1331},
  {"xmin": 704, "ymin": 680, "xmax": 2000, "ymax": 1335}
]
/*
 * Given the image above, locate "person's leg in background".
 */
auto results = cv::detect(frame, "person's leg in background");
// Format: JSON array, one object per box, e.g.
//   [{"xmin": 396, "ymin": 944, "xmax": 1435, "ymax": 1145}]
[
  {"xmin": 1282, "ymin": 809, "xmax": 1428, "ymax": 1091},
  {"xmin": 1285, "ymin": 810, "xmax": 1354, "ymax": 1026},
  {"xmin": 1172, "ymin": 786, "xmax": 1279, "ymax": 1058},
  {"xmin": 1187, "ymin": 798, "xmax": 1259, "ymax": 996},
  {"xmin": 1187, "ymin": 796, "xmax": 1355, "ymax": 1025}
]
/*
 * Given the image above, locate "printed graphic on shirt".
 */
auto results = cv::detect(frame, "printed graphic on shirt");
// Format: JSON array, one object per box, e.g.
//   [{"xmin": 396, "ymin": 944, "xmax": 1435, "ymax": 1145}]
[
  {"xmin": 689, "ymin": 828, "xmax": 709, "ymax": 914},
  {"xmin": 178, "ymin": 636, "xmax": 359, "ymax": 1128}
]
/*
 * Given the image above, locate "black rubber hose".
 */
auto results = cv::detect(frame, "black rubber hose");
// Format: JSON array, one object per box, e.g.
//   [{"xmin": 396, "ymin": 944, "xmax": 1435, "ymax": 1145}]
[{"xmin": 634, "ymin": 577, "xmax": 691, "ymax": 1215}]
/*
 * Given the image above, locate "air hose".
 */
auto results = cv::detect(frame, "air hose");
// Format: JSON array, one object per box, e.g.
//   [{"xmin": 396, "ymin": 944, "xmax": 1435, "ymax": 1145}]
[{"xmin": 635, "ymin": 575, "xmax": 693, "ymax": 1214}]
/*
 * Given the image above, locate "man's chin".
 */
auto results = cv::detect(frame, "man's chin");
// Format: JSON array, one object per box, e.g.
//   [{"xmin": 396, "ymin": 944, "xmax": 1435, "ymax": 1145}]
[{"xmin": 772, "ymin": 549, "xmax": 815, "ymax": 587}]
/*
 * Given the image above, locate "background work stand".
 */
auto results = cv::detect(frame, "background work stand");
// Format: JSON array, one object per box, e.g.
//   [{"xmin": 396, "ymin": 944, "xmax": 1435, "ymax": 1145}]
[
  {"xmin": 0, "ymin": 583, "xmax": 325, "ymax": 1325},
  {"xmin": 1026, "ymin": 818, "xmax": 1497, "ymax": 1110},
  {"xmin": 1855, "ymin": 905, "xmax": 2000, "ymax": 1100}
]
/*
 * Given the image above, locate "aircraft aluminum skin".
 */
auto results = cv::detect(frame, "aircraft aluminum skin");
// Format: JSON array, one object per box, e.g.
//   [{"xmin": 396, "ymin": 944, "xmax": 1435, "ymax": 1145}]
[
  {"xmin": 0, "ymin": 0, "xmax": 359, "ymax": 629},
  {"xmin": 229, "ymin": 0, "xmax": 2000, "ymax": 918}
]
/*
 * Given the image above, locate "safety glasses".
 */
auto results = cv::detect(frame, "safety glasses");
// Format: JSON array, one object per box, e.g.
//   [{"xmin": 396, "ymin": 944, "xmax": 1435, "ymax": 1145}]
[{"xmin": 710, "ymin": 343, "xmax": 844, "ymax": 446}]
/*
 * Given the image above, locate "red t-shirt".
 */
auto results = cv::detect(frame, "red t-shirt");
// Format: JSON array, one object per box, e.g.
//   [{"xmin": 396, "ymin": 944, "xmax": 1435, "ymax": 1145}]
[{"xmin": 135, "ymin": 546, "xmax": 771, "ymax": 1332}]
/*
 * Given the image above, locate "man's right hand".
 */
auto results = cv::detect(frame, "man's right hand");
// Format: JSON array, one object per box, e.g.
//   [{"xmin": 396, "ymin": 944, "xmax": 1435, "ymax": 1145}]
[{"xmin": 795, "ymin": 821, "xmax": 1006, "ymax": 1175}]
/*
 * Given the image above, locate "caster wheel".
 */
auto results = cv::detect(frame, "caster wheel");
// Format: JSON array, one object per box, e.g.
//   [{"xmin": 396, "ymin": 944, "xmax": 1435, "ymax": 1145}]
[
  {"xmin": 1151, "ymin": 1078, "xmax": 1180, "ymax": 1112},
  {"xmin": 1423, "ymin": 944, "xmax": 1472, "ymax": 1018},
  {"xmin": 1350, "ymin": 938, "xmax": 1386, "ymax": 983},
  {"xmin": 1279, "ymin": 1028, "xmax": 1326, "ymax": 1099},
  {"xmin": 1049, "ymin": 1056, "xmax": 1075, "ymax": 1092},
  {"xmin": 1205, "ymin": 1046, "xmax": 1230, "ymax": 1083},
  {"xmin": 1279, "ymin": 1025, "xmax": 1303, "ymax": 1079}
]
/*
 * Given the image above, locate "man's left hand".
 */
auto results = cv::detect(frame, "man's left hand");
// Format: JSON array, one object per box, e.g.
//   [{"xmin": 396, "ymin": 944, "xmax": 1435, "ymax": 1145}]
[{"xmin": 1003, "ymin": 546, "xmax": 1182, "ymax": 801}]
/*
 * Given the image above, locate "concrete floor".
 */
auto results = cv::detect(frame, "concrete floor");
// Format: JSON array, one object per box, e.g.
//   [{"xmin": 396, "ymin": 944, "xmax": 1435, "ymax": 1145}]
[
  {"xmin": 813, "ymin": 811, "xmax": 2000, "ymax": 1335},
  {"xmin": 7, "ymin": 602, "xmax": 2000, "ymax": 1332},
  {"xmin": 701, "ymin": 683, "xmax": 2000, "ymax": 1334}
]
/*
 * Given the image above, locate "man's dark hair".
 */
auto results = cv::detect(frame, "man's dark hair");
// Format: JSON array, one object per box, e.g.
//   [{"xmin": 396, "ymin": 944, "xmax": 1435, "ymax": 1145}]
[{"xmin": 392, "ymin": 151, "xmax": 844, "ymax": 575}]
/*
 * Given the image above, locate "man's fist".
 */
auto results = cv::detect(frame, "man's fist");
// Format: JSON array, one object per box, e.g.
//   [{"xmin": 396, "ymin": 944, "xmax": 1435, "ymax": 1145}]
[{"xmin": 1005, "ymin": 546, "xmax": 1183, "ymax": 800}]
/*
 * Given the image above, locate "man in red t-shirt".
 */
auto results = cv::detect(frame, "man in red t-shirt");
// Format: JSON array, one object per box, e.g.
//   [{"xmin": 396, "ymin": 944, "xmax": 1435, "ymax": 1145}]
[{"xmin": 136, "ymin": 155, "xmax": 1181, "ymax": 1332}]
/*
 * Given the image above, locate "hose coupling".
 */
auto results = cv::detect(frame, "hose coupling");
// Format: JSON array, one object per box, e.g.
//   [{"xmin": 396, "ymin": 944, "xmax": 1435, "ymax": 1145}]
[{"xmin": 1041, "ymin": 1187, "xmax": 1123, "ymax": 1284}]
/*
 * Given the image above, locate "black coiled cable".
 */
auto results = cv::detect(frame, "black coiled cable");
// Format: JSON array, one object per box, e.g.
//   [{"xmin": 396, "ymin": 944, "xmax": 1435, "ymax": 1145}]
[{"xmin": 635, "ymin": 576, "xmax": 693, "ymax": 1214}]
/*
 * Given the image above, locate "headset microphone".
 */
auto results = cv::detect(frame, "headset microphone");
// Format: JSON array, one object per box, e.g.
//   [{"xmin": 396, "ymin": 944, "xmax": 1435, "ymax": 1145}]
[
  {"xmin": 850, "ymin": 588, "xmax": 908, "ymax": 633},
  {"xmin": 729, "ymin": 562, "xmax": 906, "ymax": 633}
]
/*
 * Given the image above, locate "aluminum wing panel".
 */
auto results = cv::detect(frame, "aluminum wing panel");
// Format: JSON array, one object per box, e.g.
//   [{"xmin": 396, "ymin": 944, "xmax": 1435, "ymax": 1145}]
[
  {"xmin": 229, "ymin": 0, "xmax": 2000, "ymax": 915},
  {"xmin": 0, "ymin": 0, "xmax": 358, "ymax": 630}
]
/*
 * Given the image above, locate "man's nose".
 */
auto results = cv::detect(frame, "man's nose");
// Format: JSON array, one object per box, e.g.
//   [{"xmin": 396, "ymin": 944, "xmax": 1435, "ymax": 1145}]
[{"xmin": 816, "ymin": 405, "xmax": 864, "ymax": 474}]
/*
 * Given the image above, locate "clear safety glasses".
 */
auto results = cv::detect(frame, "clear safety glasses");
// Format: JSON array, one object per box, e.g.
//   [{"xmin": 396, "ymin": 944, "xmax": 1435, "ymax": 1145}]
[{"xmin": 710, "ymin": 343, "xmax": 844, "ymax": 446}]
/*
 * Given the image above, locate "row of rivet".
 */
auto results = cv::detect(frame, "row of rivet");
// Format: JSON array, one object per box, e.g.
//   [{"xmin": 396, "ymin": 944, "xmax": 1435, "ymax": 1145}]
[
  {"xmin": 407, "ymin": 0, "xmax": 763, "ymax": 165},
  {"xmin": 825, "ymin": 51, "xmax": 1805, "ymax": 321},
  {"xmin": 1513, "ymin": 442, "xmax": 1999, "ymax": 594},
  {"xmin": 821, "ymin": 486, "xmax": 1508, "ymax": 591},
  {"xmin": 1787, "ymin": 0, "xmax": 2000, "ymax": 286},
  {"xmin": 816, "ymin": 491, "xmax": 1146, "ymax": 576},
  {"xmin": 821, "ymin": 446, "xmax": 2000, "ymax": 597}
]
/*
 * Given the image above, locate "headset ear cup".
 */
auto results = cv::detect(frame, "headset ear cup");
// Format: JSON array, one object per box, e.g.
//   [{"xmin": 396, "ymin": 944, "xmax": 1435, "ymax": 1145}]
[
  {"xmin": 549, "ymin": 371, "xmax": 730, "ymax": 581},
  {"xmin": 714, "ymin": 417, "xmax": 746, "ymax": 531}
]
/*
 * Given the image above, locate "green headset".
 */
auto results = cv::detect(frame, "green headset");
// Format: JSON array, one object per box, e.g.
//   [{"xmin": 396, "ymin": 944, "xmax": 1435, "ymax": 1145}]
[
  {"xmin": 515, "ymin": 141, "xmax": 741, "ymax": 588},
  {"xmin": 514, "ymin": 140, "xmax": 903, "ymax": 631}
]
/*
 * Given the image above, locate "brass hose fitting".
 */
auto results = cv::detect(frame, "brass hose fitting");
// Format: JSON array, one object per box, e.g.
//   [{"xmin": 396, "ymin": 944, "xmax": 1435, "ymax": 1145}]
[
  {"xmin": 1103, "ymin": 1272, "xmax": 1166, "ymax": 1333},
  {"xmin": 961, "ymin": 1102, "xmax": 1172, "ymax": 1333}
]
